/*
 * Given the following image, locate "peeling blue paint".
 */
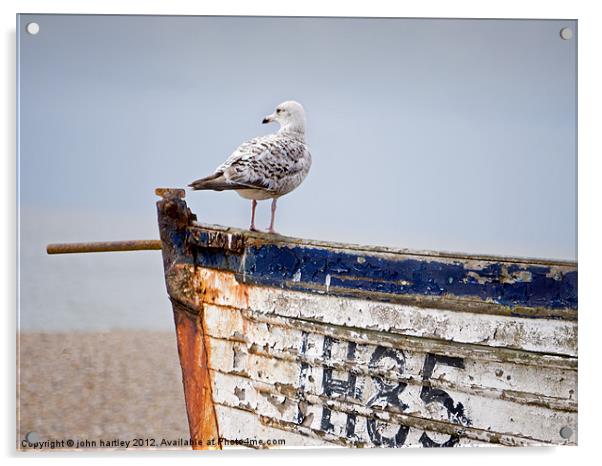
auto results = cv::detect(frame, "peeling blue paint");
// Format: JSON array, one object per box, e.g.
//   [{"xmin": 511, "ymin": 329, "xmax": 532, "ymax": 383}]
[{"xmin": 185, "ymin": 235, "xmax": 577, "ymax": 312}]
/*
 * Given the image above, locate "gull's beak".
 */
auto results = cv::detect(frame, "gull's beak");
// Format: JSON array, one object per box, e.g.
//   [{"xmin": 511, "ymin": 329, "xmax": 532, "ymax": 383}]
[{"xmin": 262, "ymin": 113, "xmax": 275, "ymax": 124}]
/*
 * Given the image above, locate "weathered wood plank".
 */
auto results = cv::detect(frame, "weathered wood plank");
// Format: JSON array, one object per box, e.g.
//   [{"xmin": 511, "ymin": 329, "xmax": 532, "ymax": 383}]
[
  {"xmin": 210, "ymin": 371, "xmax": 568, "ymax": 447},
  {"xmin": 216, "ymin": 402, "xmax": 497, "ymax": 448},
  {"xmin": 205, "ymin": 336, "xmax": 576, "ymax": 443},
  {"xmin": 186, "ymin": 223, "xmax": 577, "ymax": 316},
  {"xmin": 203, "ymin": 307, "xmax": 577, "ymax": 409},
  {"xmin": 214, "ymin": 404, "xmax": 330, "ymax": 449},
  {"xmin": 171, "ymin": 303, "xmax": 221, "ymax": 450},
  {"xmin": 190, "ymin": 222, "xmax": 574, "ymax": 267},
  {"xmin": 185, "ymin": 267, "xmax": 577, "ymax": 357}
]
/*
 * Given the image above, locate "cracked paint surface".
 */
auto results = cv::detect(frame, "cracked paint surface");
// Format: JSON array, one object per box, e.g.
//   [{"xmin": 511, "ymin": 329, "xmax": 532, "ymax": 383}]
[{"xmin": 156, "ymin": 189, "xmax": 578, "ymax": 449}]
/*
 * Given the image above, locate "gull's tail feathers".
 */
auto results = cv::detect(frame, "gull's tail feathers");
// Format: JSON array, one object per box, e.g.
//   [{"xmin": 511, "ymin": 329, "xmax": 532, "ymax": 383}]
[{"xmin": 188, "ymin": 173, "xmax": 246, "ymax": 192}]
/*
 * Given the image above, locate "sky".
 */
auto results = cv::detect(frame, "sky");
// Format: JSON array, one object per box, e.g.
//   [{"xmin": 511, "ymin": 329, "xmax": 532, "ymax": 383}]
[{"xmin": 17, "ymin": 15, "xmax": 577, "ymax": 331}]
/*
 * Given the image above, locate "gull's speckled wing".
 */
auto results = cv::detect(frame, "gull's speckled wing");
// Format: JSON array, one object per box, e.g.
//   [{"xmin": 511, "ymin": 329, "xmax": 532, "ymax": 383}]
[{"xmin": 217, "ymin": 134, "xmax": 312, "ymax": 195}]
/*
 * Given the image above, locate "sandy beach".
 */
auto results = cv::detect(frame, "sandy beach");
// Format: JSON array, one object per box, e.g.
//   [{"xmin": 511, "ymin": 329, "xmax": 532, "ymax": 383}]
[{"xmin": 18, "ymin": 331, "xmax": 190, "ymax": 451}]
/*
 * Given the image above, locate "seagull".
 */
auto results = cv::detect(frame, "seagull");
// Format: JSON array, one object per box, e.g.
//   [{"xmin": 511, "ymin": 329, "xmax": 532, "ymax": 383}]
[{"xmin": 189, "ymin": 101, "xmax": 312, "ymax": 233}]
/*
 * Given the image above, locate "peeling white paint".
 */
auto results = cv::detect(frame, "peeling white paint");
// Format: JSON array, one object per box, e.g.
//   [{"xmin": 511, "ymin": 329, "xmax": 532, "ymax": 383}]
[{"xmin": 183, "ymin": 267, "xmax": 577, "ymax": 447}]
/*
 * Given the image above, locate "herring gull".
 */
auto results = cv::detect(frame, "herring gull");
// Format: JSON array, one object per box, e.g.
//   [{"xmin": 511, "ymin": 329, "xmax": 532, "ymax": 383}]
[{"xmin": 189, "ymin": 101, "xmax": 312, "ymax": 233}]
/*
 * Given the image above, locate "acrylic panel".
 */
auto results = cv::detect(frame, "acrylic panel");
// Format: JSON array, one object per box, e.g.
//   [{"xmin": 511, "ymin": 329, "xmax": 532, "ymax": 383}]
[{"xmin": 17, "ymin": 14, "xmax": 577, "ymax": 451}]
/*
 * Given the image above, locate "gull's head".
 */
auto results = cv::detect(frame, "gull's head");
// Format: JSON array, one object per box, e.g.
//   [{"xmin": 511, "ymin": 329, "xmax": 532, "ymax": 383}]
[{"xmin": 262, "ymin": 101, "xmax": 306, "ymax": 135}]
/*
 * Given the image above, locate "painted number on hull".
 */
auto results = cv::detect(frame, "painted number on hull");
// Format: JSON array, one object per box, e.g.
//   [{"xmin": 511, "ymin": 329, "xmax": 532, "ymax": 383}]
[{"xmin": 296, "ymin": 333, "xmax": 471, "ymax": 447}]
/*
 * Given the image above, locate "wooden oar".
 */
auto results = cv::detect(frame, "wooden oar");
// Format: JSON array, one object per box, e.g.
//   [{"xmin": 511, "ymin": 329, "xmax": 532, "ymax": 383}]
[{"xmin": 46, "ymin": 240, "xmax": 161, "ymax": 254}]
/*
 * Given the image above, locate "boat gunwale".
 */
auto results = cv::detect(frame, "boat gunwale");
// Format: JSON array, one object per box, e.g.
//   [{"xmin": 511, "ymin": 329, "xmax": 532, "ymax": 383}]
[
  {"xmin": 190, "ymin": 222, "xmax": 577, "ymax": 268},
  {"xmin": 181, "ymin": 223, "xmax": 578, "ymax": 317}
]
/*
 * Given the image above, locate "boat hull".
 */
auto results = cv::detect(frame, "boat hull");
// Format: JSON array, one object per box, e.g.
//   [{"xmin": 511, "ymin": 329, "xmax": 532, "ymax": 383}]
[{"xmin": 156, "ymin": 188, "xmax": 577, "ymax": 449}]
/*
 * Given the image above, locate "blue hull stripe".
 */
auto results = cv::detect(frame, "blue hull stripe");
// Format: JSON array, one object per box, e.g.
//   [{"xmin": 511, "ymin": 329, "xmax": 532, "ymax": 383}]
[{"xmin": 182, "ymin": 229, "xmax": 577, "ymax": 312}]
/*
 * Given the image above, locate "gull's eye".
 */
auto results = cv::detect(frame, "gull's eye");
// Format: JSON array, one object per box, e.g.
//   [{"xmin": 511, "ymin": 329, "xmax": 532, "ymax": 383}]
[{"xmin": 276, "ymin": 108, "xmax": 282, "ymax": 114}]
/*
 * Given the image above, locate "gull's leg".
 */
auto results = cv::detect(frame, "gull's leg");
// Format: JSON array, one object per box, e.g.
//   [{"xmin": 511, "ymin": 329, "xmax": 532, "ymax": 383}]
[
  {"xmin": 268, "ymin": 198, "xmax": 278, "ymax": 234},
  {"xmin": 249, "ymin": 200, "xmax": 258, "ymax": 231}
]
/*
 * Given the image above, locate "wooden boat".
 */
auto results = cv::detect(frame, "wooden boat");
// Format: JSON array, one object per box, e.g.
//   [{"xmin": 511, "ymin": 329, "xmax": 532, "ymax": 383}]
[{"xmin": 155, "ymin": 188, "xmax": 577, "ymax": 449}]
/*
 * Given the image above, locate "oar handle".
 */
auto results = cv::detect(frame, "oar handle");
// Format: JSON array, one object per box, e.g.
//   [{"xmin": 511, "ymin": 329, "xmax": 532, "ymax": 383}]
[{"xmin": 46, "ymin": 240, "xmax": 162, "ymax": 254}]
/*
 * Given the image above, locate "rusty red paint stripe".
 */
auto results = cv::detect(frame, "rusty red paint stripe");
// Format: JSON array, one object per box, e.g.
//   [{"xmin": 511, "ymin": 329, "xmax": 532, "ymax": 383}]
[{"xmin": 172, "ymin": 303, "xmax": 221, "ymax": 450}]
